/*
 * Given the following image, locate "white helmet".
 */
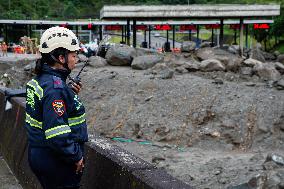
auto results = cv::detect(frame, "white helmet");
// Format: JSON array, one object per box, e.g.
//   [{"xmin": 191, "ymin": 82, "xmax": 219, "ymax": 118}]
[{"xmin": 39, "ymin": 26, "xmax": 80, "ymax": 53}]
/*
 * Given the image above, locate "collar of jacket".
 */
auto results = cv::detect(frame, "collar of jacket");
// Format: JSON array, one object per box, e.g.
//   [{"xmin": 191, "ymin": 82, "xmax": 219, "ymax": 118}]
[{"xmin": 41, "ymin": 63, "xmax": 71, "ymax": 82}]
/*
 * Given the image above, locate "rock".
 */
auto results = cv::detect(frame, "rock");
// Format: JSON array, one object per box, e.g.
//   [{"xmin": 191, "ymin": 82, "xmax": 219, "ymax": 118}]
[
  {"xmin": 150, "ymin": 63, "xmax": 174, "ymax": 79},
  {"xmin": 88, "ymin": 56, "xmax": 108, "ymax": 68},
  {"xmin": 226, "ymin": 58, "xmax": 243, "ymax": 72},
  {"xmin": 136, "ymin": 47, "xmax": 161, "ymax": 56},
  {"xmin": 24, "ymin": 61, "xmax": 36, "ymax": 71},
  {"xmin": 229, "ymin": 174, "xmax": 267, "ymax": 189},
  {"xmin": 245, "ymin": 82, "xmax": 256, "ymax": 87},
  {"xmin": 276, "ymin": 79, "xmax": 284, "ymax": 90},
  {"xmin": 159, "ymin": 69, "xmax": 174, "ymax": 79},
  {"xmin": 240, "ymin": 67, "xmax": 253, "ymax": 77},
  {"xmin": 262, "ymin": 51, "xmax": 277, "ymax": 61},
  {"xmin": 266, "ymin": 153, "xmax": 284, "ymax": 166},
  {"xmin": 105, "ymin": 45, "xmax": 136, "ymax": 66},
  {"xmin": 200, "ymin": 41, "xmax": 211, "ymax": 48},
  {"xmin": 274, "ymin": 114, "xmax": 284, "ymax": 131},
  {"xmin": 212, "ymin": 78, "xmax": 224, "ymax": 85},
  {"xmin": 131, "ymin": 55, "xmax": 163, "ymax": 70},
  {"xmin": 200, "ymin": 59, "xmax": 225, "ymax": 72},
  {"xmin": 181, "ymin": 41, "xmax": 196, "ymax": 52},
  {"xmin": 277, "ymin": 54, "xmax": 284, "ymax": 63},
  {"xmin": 250, "ymin": 48, "xmax": 266, "ymax": 63},
  {"xmin": 275, "ymin": 62, "xmax": 284, "ymax": 74},
  {"xmin": 274, "ymin": 51, "xmax": 280, "ymax": 57},
  {"xmin": 175, "ymin": 67, "xmax": 188, "ymax": 74},
  {"xmin": 228, "ymin": 45, "xmax": 240, "ymax": 54},
  {"xmin": 78, "ymin": 54, "xmax": 88, "ymax": 62},
  {"xmin": 243, "ymin": 58, "xmax": 263, "ymax": 67},
  {"xmin": 254, "ymin": 63, "xmax": 281, "ymax": 81},
  {"xmin": 195, "ymin": 47, "xmax": 242, "ymax": 71},
  {"xmin": 263, "ymin": 161, "xmax": 281, "ymax": 170},
  {"xmin": 183, "ymin": 62, "xmax": 200, "ymax": 72}
]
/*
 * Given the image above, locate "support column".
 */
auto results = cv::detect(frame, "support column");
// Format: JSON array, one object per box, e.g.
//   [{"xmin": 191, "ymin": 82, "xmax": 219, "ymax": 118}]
[
  {"xmin": 99, "ymin": 25, "xmax": 102, "ymax": 42},
  {"xmin": 189, "ymin": 29, "xmax": 191, "ymax": 41},
  {"xmin": 124, "ymin": 25, "xmax": 127, "ymax": 43},
  {"xmin": 197, "ymin": 25, "xmax": 200, "ymax": 47},
  {"xmin": 211, "ymin": 28, "xmax": 214, "ymax": 47},
  {"xmin": 5, "ymin": 24, "xmax": 8, "ymax": 42},
  {"xmin": 126, "ymin": 19, "xmax": 130, "ymax": 46},
  {"xmin": 239, "ymin": 18, "xmax": 244, "ymax": 56},
  {"xmin": 245, "ymin": 24, "xmax": 248, "ymax": 49},
  {"xmin": 148, "ymin": 25, "xmax": 151, "ymax": 48},
  {"xmin": 133, "ymin": 20, "xmax": 136, "ymax": 48},
  {"xmin": 76, "ymin": 25, "xmax": 79, "ymax": 38},
  {"xmin": 121, "ymin": 25, "xmax": 124, "ymax": 43},
  {"xmin": 25, "ymin": 25, "xmax": 29, "ymax": 36},
  {"xmin": 172, "ymin": 25, "xmax": 175, "ymax": 49},
  {"xmin": 234, "ymin": 29, "xmax": 237, "ymax": 44},
  {"xmin": 220, "ymin": 19, "xmax": 224, "ymax": 48},
  {"xmin": 29, "ymin": 24, "xmax": 32, "ymax": 38}
]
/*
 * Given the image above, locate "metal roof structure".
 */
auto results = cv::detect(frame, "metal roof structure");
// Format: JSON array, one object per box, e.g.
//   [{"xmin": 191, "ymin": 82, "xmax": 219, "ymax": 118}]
[
  {"xmin": 100, "ymin": 4, "xmax": 280, "ymax": 20},
  {"xmin": 0, "ymin": 19, "xmax": 275, "ymax": 26}
]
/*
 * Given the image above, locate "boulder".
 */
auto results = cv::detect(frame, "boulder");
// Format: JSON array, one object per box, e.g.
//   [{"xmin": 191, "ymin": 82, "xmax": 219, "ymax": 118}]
[
  {"xmin": 253, "ymin": 63, "xmax": 281, "ymax": 81},
  {"xmin": 250, "ymin": 48, "xmax": 266, "ymax": 63},
  {"xmin": 149, "ymin": 63, "xmax": 174, "ymax": 79},
  {"xmin": 195, "ymin": 47, "xmax": 242, "ymax": 71},
  {"xmin": 274, "ymin": 62, "xmax": 284, "ymax": 74},
  {"xmin": 277, "ymin": 54, "xmax": 284, "ymax": 64},
  {"xmin": 78, "ymin": 54, "xmax": 88, "ymax": 62},
  {"xmin": 200, "ymin": 41, "xmax": 211, "ymax": 48},
  {"xmin": 105, "ymin": 45, "xmax": 136, "ymax": 66},
  {"xmin": 200, "ymin": 59, "xmax": 225, "ymax": 72},
  {"xmin": 262, "ymin": 51, "xmax": 277, "ymax": 61},
  {"xmin": 243, "ymin": 58, "xmax": 263, "ymax": 67},
  {"xmin": 88, "ymin": 56, "xmax": 108, "ymax": 68},
  {"xmin": 228, "ymin": 45, "xmax": 240, "ymax": 54},
  {"xmin": 181, "ymin": 41, "xmax": 196, "ymax": 52},
  {"xmin": 131, "ymin": 55, "xmax": 163, "ymax": 70}
]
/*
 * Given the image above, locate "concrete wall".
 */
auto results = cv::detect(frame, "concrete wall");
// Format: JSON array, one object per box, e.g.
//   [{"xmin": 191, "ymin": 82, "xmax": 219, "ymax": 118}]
[{"xmin": 0, "ymin": 89, "xmax": 192, "ymax": 189}]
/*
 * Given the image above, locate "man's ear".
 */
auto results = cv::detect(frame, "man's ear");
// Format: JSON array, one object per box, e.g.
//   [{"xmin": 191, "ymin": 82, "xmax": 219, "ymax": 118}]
[{"xmin": 58, "ymin": 55, "xmax": 65, "ymax": 64}]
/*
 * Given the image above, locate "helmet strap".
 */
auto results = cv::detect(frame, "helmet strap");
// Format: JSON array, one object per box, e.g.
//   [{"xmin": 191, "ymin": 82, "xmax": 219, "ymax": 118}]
[{"xmin": 50, "ymin": 51, "xmax": 71, "ymax": 72}]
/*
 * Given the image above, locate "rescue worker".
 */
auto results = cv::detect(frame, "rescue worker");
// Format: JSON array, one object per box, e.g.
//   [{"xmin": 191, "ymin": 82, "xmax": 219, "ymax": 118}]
[
  {"xmin": 25, "ymin": 26, "xmax": 88, "ymax": 189},
  {"xmin": 1, "ymin": 42, "xmax": 8, "ymax": 56}
]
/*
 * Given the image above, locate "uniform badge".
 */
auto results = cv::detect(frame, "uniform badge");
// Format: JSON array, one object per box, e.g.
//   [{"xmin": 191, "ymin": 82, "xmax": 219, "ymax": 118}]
[
  {"xmin": 53, "ymin": 76, "xmax": 63, "ymax": 88},
  {"xmin": 52, "ymin": 100, "xmax": 65, "ymax": 116}
]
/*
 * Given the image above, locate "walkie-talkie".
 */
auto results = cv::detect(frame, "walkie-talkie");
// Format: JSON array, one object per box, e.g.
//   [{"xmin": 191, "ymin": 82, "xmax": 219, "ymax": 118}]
[{"xmin": 68, "ymin": 61, "xmax": 88, "ymax": 85}]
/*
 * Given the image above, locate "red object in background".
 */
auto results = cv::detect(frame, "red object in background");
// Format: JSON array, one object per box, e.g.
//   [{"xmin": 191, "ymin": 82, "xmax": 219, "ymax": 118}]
[
  {"xmin": 229, "ymin": 24, "xmax": 246, "ymax": 30},
  {"xmin": 230, "ymin": 24, "xmax": 240, "ymax": 30},
  {"xmin": 205, "ymin": 24, "xmax": 220, "ymax": 29},
  {"xmin": 180, "ymin": 25, "xmax": 196, "ymax": 31},
  {"xmin": 154, "ymin": 25, "xmax": 171, "ymax": 30},
  {"xmin": 88, "ymin": 23, "xmax": 92, "ymax": 29},
  {"xmin": 60, "ymin": 24, "xmax": 67, "ymax": 28},
  {"xmin": 135, "ymin": 25, "xmax": 148, "ymax": 30},
  {"xmin": 105, "ymin": 25, "xmax": 122, "ymax": 30},
  {"xmin": 253, "ymin": 23, "xmax": 270, "ymax": 29}
]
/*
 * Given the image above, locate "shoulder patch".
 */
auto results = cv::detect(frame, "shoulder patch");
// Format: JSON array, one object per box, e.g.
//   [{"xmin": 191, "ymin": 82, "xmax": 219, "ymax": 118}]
[
  {"xmin": 52, "ymin": 100, "xmax": 65, "ymax": 116},
  {"xmin": 53, "ymin": 76, "xmax": 63, "ymax": 89}
]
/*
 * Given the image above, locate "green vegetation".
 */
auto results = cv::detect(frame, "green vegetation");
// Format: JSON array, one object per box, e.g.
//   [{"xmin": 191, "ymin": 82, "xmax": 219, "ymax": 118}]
[
  {"xmin": 0, "ymin": 0, "xmax": 283, "ymax": 52},
  {"xmin": 0, "ymin": 0, "xmax": 282, "ymax": 20}
]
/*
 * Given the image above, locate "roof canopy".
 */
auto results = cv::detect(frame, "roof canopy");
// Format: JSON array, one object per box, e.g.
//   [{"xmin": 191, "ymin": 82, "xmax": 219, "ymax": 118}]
[{"xmin": 100, "ymin": 4, "xmax": 281, "ymax": 20}]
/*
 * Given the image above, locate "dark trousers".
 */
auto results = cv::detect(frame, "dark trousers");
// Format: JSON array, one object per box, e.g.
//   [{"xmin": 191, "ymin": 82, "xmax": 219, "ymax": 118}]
[{"xmin": 28, "ymin": 146, "xmax": 82, "ymax": 189}]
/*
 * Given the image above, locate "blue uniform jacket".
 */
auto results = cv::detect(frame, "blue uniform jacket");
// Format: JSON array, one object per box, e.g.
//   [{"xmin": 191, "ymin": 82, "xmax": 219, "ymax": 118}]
[{"xmin": 25, "ymin": 63, "xmax": 88, "ymax": 164}]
